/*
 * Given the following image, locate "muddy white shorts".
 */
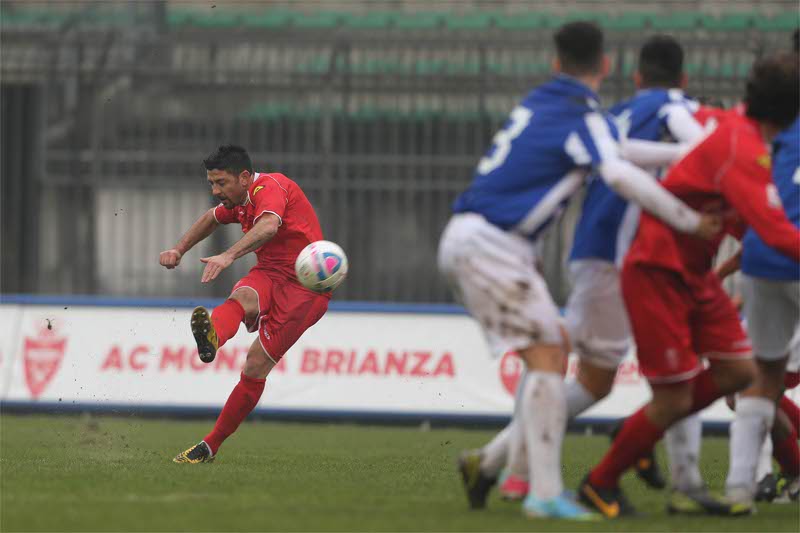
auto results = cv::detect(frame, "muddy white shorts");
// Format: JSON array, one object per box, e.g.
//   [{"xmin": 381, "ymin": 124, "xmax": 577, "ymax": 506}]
[
  {"xmin": 565, "ymin": 259, "xmax": 631, "ymax": 370},
  {"xmin": 437, "ymin": 213, "xmax": 564, "ymax": 358},
  {"xmin": 741, "ymin": 274, "xmax": 799, "ymax": 363}
]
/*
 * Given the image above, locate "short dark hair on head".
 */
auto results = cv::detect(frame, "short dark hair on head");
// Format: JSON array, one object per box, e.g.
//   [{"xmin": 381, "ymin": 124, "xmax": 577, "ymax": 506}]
[
  {"xmin": 638, "ymin": 35, "xmax": 684, "ymax": 87},
  {"xmin": 744, "ymin": 53, "xmax": 799, "ymax": 130},
  {"xmin": 554, "ymin": 21, "xmax": 604, "ymax": 76},
  {"xmin": 203, "ymin": 144, "xmax": 253, "ymax": 176}
]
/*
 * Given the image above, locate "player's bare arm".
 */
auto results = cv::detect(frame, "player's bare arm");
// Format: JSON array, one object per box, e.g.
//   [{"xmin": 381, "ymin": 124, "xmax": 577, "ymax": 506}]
[
  {"xmin": 200, "ymin": 214, "xmax": 280, "ymax": 283},
  {"xmin": 159, "ymin": 208, "xmax": 219, "ymax": 269}
]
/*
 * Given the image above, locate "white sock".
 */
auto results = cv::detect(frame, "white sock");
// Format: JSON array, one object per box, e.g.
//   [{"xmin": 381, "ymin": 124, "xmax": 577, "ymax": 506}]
[
  {"xmin": 481, "ymin": 370, "xmax": 528, "ymax": 477},
  {"xmin": 480, "ymin": 423, "xmax": 511, "ymax": 477},
  {"xmin": 521, "ymin": 371, "xmax": 567, "ymax": 501},
  {"xmin": 756, "ymin": 434, "xmax": 774, "ymax": 481},
  {"xmin": 565, "ymin": 379, "xmax": 597, "ymax": 419},
  {"xmin": 664, "ymin": 414, "xmax": 704, "ymax": 491},
  {"xmin": 726, "ymin": 397, "xmax": 776, "ymax": 496},
  {"xmin": 506, "ymin": 370, "xmax": 529, "ymax": 479}
]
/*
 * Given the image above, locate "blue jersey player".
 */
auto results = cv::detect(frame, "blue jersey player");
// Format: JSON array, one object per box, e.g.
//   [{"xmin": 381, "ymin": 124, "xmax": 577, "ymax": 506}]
[
  {"xmin": 438, "ymin": 23, "xmax": 719, "ymax": 520},
  {"xmin": 727, "ymin": 112, "xmax": 800, "ymax": 505}
]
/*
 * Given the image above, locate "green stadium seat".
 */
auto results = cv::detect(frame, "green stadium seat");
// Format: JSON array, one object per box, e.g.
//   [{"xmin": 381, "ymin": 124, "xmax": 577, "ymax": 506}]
[
  {"xmin": 755, "ymin": 13, "xmax": 799, "ymax": 31},
  {"xmin": 343, "ymin": 12, "xmax": 394, "ymax": 29},
  {"xmin": 494, "ymin": 13, "xmax": 544, "ymax": 30},
  {"xmin": 393, "ymin": 12, "xmax": 444, "ymax": 30},
  {"xmin": 291, "ymin": 11, "xmax": 343, "ymax": 29},
  {"xmin": 445, "ymin": 12, "xmax": 493, "ymax": 30},
  {"xmin": 185, "ymin": 9, "xmax": 242, "ymax": 28},
  {"xmin": 242, "ymin": 10, "xmax": 293, "ymax": 29},
  {"xmin": 605, "ymin": 12, "xmax": 652, "ymax": 31},
  {"xmin": 702, "ymin": 13, "xmax": 756, "ymax": 31},
  {"xmin": 651, "ymin": 11, "xmax": 702, "ymax": 31}
]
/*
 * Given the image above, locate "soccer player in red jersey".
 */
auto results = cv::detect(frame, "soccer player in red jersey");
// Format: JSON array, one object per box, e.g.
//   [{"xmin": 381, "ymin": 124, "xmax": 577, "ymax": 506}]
[
  {"xmin": 159, "ymin": 145, "xmax": 331, "ymax": 463},
  {"xmin": 578, "ymin": 54, "xmax": 800, "ymax": 517}
]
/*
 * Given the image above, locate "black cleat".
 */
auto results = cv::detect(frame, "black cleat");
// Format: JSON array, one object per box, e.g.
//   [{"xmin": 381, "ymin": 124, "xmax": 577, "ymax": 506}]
[
  {"xmin": 173, "ymin": 441, "xmax": 214, "ymax": 464},
  {"xmin": 191, "ymin": 306, "xmax": 219, "ymax": 363},
  {"xmin": 578, "ymin": 474, "xmax": 637, "ymax": 519},
  {"xmin": 755, "ymin": 473, "xmax": 778, "ymax": 502},
  {"xmin": 610, "ymin": 423, "xmax": 666, "ymax": 489},
  {"xmin": 457, "ymin": 450, "xmax": 497, "ymax": 509}
]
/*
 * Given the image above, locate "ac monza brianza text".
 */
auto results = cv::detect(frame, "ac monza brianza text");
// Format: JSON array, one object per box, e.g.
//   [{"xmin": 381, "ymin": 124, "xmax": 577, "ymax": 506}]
[{"xmin": 98, "ymin": 345, "xmax": 456, "ymax": 377}]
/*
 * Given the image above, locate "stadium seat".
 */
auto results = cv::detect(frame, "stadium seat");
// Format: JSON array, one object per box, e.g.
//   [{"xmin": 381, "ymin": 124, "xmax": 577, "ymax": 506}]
[
  {"xmin": 650, "ymin": 12, "xmax": 702, "ymax": 30},
  {"xmin": 444, "ymin": 12, "xmax": 494, "ymax": 30},
  {"xmin": 343, "ymin": 12, "xmax": 394, "ymax": 30},
  {"xmin": 291, "ymin": 11, "xmax": 343, "ymax": 29},
  {"xmin": 604, "ymin": 12, "xmax": 652, "ymax": 30},
  {"xmin": 702, "ymin": 13, "xmax": 756, "ymax": 31},
  {"xmin": 754, "ymin": 13, "xmax": 799, "ymax": 31},
  {"xmin": 494, "ymin": 13, "xmax": 545, "ymax": 30},
  {"xmin": 393, "ymin": 12, "xmax": 445, "ymax": 30},
  {"xmin": 242, "ymin": 10, "xmax": 293, "ymax": 29}
]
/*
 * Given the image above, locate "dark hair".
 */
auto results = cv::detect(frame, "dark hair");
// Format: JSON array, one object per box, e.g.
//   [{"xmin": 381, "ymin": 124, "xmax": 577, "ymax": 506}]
[
  {"xmin": 744, "ymin": 53, "xmax": 799, "ymax": 130},
  {"xmin": 554, "ymin": 21, "xmax": 604, "ymax": 76},
  {"xmin": 638, "ymin": 35, "xmax": 684, "ymax": 87},
  {"xmin": 203, "ymin": 144, "xmax": 253, "ymax": 176}
]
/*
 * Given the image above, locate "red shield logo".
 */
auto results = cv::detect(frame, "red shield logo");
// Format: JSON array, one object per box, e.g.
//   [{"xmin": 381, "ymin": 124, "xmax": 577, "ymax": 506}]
[
  {"xmin": 499, "ymin": 351, "xmax": 523, "ymax": 396},
  {"xmin": 23, "ymin": 322, "xmax": 67, "ymax": 399}
]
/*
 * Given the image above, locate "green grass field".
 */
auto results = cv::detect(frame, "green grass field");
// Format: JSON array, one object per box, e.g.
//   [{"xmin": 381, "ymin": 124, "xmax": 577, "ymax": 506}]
[{"xmin": 1, "ymin": 414, "xmax": 797, "ymax": 532}]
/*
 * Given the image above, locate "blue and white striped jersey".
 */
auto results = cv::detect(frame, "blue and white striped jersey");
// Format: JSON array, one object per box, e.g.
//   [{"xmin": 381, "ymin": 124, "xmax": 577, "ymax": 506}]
[
  {"xmin": 569, "ymin": 88, "xmax": 699, "ymax": 263},
  {"xmin": 741, "ymin": 117, "xmax": 800, "ymax": 281},
  {"xmin": 452, "ymin": 75, "xmax": 619, "ymax": 240}
]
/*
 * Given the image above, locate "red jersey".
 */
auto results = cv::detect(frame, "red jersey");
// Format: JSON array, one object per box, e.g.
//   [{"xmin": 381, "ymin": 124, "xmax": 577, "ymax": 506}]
[
  {"xmin": 626, "ymin": 113, "xmax": 800, "ymax": 278},
  {"xmin": 213, "ymin": 172, "xmax": 325, "ymax": 281}
]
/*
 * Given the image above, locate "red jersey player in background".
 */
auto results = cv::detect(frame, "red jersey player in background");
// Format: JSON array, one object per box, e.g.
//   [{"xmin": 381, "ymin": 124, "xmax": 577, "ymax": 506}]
[
  {"xmin": 159, "ymin": 145, "xmax": 330, "ymax": 463},
  {"xmin": 579, "ymin": 54, "xmax": 800, "ymax": 517}
]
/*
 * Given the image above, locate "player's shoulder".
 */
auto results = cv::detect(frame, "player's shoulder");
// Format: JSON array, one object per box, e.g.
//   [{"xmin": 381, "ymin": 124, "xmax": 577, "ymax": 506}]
[{"xmin": 250, "ymin": 172, "xmax": 295, "ymax": 195}]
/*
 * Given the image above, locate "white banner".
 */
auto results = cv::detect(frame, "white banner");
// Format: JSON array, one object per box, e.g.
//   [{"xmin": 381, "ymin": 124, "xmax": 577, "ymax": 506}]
[{"xmin": 3, "ymin": 303, "xmax": 793, "ymax": 422}]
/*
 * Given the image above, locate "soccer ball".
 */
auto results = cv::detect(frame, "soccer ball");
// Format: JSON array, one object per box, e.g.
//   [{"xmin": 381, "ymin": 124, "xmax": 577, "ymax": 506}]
[{"xmin": 295, "ymin": 240, "xmax": 349, "ymax": 293}]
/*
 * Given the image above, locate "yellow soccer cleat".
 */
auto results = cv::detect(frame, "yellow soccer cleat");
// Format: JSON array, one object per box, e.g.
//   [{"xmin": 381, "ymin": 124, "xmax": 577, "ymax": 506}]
[
  {"xmin": 173, "ymin": 441, "xmax": 215, "ymax": 464},
  {"xmin": 190, "ymin": 306, "xmax": 219, "ymax": 363}
]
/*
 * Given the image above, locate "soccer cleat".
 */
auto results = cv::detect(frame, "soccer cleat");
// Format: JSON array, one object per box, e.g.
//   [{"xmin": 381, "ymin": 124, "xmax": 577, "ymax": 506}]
[
  {"xmin": 755, "ymin": 473, "xmax": 778, "ymax": 502},
  {"xmin": 191, "ymin": 306, "xmax": 219, "ymax": 363},
  {"xmin": 457, "ymin": 450, "xmax": 497, "ymax": 509},
  {"xmin": 667, "ymin": 486, "xmax": 752, "ymax": 516},
  {"xmin": 499, "ymin": 472, "xmax": 529, "ymax": 501},
  {"xmin": 578, "ymin": 474, "xmax": 637, "ymax": 518},
  {"xmin": 523, "ymin": 491, "xmax": 601, "ymax": 521},
  {"xmin": 774, "ymin": 475, "xmax": 800, "ymax": 503},
  {"xmin": 173, "ymin": 441, "xmax": 214, "ymax": 464},
  {"xmin": 610, "ymin": 423, "xmax": 666, "ymax": 489}
]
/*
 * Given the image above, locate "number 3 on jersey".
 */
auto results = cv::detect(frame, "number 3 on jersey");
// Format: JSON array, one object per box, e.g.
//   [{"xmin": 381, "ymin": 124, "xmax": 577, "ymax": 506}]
[{"xmin": 477, "ymin": 106, "xmax": 533, "ymax": 175}]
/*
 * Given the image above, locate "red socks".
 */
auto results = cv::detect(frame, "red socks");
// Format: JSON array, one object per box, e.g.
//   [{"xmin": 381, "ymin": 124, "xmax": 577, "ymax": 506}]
[
  {"xmin": 773, "ymin": 428, "xmax": 800, "ymax": 478},
  {"xmin": 589, "ymin": 408, "xmax": 665, "ymax": 489},
  {"xmin": 779, "ymin": 395, "xmax": 800, "ymax": 436},
  {"xmin": 211, "ymin": 299, "xmax": 246, "ymax": 347},
  {"xmin": 204, "ymin": 373, "xmax": 266, "ymax": 454}
]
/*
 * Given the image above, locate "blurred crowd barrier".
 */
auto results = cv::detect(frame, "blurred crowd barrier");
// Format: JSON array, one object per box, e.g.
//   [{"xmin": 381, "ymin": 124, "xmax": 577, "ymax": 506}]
[{"xmin": 1, "ymin": 1, "xmax": 794, "ymax": 302}]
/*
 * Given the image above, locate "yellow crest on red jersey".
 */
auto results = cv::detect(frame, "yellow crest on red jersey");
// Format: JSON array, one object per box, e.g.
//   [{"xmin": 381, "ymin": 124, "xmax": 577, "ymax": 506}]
[
  {"xmin": 756, "ymin": 154, "xmax": 771, "ymax": 168},
  {"xmin": 253, "ymin": 185, "xmax": 265, "ymax": 195}
]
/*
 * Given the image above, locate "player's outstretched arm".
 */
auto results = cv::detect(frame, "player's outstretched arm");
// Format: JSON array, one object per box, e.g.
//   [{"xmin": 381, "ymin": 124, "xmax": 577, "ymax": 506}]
[
  {"xmin": 199, "ymin": 213, "xmax": 280, "ymax": 283},
  {"xmin": 619, "ymin": 139, "xmax": 688, "ymax": 169},
  {"xmin": 159, "ymin": 208, "xmax": 219, "ymax": 269},
  {"xmin": 599, "ymin": 158, "xmax": 720, "ymax": 238}
]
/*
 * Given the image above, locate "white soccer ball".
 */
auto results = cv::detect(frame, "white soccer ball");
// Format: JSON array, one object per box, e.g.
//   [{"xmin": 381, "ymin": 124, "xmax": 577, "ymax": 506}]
[{"xmin": 295, "ymin": 240, "xmax": 349, "ymax": 293}]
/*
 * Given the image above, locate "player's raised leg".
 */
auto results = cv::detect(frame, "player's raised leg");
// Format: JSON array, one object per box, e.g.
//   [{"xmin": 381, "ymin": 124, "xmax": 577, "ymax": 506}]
[
  {"xmin": 191, "ymin": 288, "xmax": 257, "ymax": 363},
  {"xmin": 174, "ymin": 337, "xmax": 272, "ymax": 463}
]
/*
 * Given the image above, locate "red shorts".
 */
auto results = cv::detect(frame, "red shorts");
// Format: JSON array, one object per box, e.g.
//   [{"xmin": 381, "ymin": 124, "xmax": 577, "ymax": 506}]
[
  {"xmin": 233, "ymin": 268, "xmax": 329, "ymax": 362},
  {"xmin": 621, "ymin": 263, "xmax": 751, "ymax": 384}
]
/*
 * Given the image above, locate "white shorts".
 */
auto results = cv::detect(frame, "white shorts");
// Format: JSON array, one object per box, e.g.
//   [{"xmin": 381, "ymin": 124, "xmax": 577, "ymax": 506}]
[
  {"xmin": 741, "ymin": 275, "xmax": 800, "ymax": 363},
  {"xmin": 565, "ymin": 259, "xmax": 631, "ymax": 370},
  {"xmin": 437, "ymin": 213, "xmax": 564, "ymax": 358}
]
